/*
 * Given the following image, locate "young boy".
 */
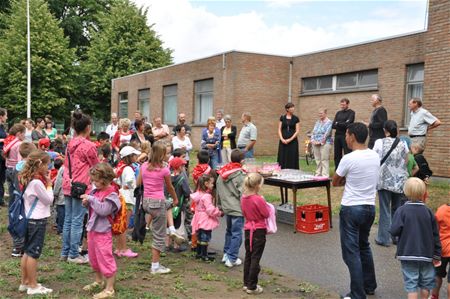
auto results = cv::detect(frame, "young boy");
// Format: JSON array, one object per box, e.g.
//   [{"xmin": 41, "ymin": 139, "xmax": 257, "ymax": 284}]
[
  {"xmin": 53, "ymin": 158, "xmax": 65, "ymax": 235},
  {"xmin": 216, "ymin": 149, "xmax": 246, "ymax": 268},
  {"xmin": 390, "ymin": 177, "xmax": 441, "ymax": 299},
  {"xmin": 431, "ymin": 202, "xmax": 450, "ymax": 299},
  {"xmin": 411, "ymin": 143, "xmax": 433, "ymax": 182},
  {"xmin": 95, "ymin": 131, "xmax": 110, "ymax": 148},
  {"xmin": 10, "ymin": 141, "xmax": 36, "ymax": 257}
]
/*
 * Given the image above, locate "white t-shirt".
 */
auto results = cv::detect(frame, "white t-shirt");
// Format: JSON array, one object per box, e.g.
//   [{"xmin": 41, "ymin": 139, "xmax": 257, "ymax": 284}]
[
  {"xmin": 336, "ymin": 149, "xmax": 380, "ymax": 206},
  {"xmin": 115, "ymin": 166, "xmax": 136, "ymax": 205},
  {"xmin": 172, "ymin": 136, "xmax": 193, "ymax": 161},
  {"xmin": 105, "ymin": 123, "xmax": 118, "ymax": 141}
]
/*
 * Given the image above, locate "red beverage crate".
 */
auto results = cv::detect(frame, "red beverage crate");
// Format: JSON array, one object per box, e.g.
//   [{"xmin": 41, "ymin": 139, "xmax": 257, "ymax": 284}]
[{"xmin": 296, "ymin": 204, "xmax": 329, "ymax": 234}]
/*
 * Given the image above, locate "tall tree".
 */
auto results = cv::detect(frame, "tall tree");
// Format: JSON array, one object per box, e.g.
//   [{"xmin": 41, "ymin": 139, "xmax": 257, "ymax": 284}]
[
  {"xmin": 82, "ymin": 0, "xmax": 172, "ymax": 120},
  {"xmin": 0, "ymin": 0, "xmax": 76, "ymax": 121}
]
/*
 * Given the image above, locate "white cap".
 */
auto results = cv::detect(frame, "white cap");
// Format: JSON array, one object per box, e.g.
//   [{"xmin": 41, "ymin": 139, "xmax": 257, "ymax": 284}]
[{"xmin": 120, "ymin": 146, "xmax": 141, "ymax": 159}]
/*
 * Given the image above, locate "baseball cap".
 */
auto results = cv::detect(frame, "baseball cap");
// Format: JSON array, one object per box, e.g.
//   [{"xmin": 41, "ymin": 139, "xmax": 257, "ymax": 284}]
[
  {"xmin": 120, "ymin": 146, "xmax": 141, "ymax": 159},
  {"xmin": 169, "ymin": 157, "xmax": 187, "ymax": 170}
]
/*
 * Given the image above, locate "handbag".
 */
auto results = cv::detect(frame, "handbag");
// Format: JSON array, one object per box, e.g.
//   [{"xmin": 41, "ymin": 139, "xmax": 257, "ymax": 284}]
[
  {"xmin": 380, "ymin": 138, "xmax": 400, "ymax": 166},
  {"xmin": 67, "ymin": 149, "xmax": 87, "ymax": 199}
]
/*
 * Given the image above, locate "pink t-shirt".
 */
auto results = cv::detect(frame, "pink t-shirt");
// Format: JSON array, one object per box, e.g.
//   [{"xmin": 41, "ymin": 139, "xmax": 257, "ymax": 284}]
[{"xmin": 141, "ymin": 162, "xmax": 170, "ymax": 200}]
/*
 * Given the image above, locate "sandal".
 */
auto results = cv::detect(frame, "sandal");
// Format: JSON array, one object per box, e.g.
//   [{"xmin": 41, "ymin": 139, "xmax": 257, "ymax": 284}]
[
  {"xmin": 93, "ymin": 289, "xmax": 115, "ymax": 299},
  {"xmin": 83, "ymin": 281, "xmax": 104, "ymax": 292}
]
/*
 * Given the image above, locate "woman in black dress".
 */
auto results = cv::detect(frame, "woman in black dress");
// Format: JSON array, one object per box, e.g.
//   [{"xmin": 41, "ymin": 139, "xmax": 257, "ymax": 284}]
[{"xmin": 277, "ymin": 103, "xmax": 300, "ymax": 169}]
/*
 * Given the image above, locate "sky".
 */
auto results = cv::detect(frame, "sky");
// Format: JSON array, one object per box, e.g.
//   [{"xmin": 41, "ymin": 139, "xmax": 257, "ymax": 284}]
[{"xmin": 131, "ymin": 0, "xmax": 428, "ymax": 64}]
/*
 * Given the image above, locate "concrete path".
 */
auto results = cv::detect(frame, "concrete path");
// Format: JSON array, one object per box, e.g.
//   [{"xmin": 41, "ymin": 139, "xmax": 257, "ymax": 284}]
[{"xmin": 210, "ymin": 217, "xmax": 447, "ymax": 299}]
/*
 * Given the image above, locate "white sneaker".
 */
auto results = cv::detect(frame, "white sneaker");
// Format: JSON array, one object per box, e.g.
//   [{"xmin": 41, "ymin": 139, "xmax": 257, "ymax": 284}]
[
  {"xmin": 169, "ymin": 231, "xmax": 185, "ymax": 245},
  {"xmin": 27, "ymin": 285, "xmax": 53, "ymax": 295},
  {"xmin": 225, "ymin": 257, "xmax": 242, "ymax": 268},
  {"xmin": 151, "ymin": 265, "xmax": 171, "ymax": 274},
  {"xmin": 68, "ymin": 255, "xmax": 89, "ymax": 264},
  {"xmin": 19, "ymin": 283, "xmax": 36, "ymax": 292},
  {"xmin": 221, "ymin": 253, "xmax": 228, "ymax": 263},
  {"xmin": 246, "ymin": 285, "xmax": 263, "ymax": 294}
]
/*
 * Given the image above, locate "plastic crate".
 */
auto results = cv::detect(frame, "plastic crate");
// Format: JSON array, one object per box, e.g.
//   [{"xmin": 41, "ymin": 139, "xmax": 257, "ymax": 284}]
[
  {"xmin": 276, "ymin": 204, "xmax": 294, "ymax": 225},
  {"xmin": 296, "ymin": 204, "xmax": 329, "ymax": 234}
]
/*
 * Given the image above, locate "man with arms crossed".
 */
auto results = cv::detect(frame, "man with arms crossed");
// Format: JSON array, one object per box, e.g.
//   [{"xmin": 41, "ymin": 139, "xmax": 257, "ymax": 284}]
[
  {"xmin": 332, "ymin": 98, "xmax": 355, "ymax": 169},
  {"xmin": 333, "ymin": 122, "xmax": 379, "ymax": 299},
  {"xmin": 408, "ymin": 97, "xmax": 441, "ymax": 149}
]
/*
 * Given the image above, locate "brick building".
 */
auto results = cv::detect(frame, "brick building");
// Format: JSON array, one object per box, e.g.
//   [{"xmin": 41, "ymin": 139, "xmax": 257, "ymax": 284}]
[{"xmin": 111, "ymin": 0, "xmax": 449, "ymax": 177}]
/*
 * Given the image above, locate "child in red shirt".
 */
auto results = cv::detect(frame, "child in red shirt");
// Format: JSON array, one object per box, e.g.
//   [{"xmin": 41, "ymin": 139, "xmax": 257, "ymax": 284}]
[
  {"xmin": 241, "ymin": 173, "xmax": 270, "ymax": 295},
  {"xmin": 432, "ymin": 203, "xmax": 450, "ymax": 299}
]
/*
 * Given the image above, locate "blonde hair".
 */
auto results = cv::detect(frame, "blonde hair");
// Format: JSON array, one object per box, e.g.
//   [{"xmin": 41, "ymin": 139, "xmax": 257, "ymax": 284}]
[
  {"xmin": 140, "ymin": 141, "xmax": 151, "ymax": 155},
  {"xmin": 207, "ymin": 117, "xmax": 216, "ymax": 127},
  {"xmin": 19, "ymin": 150, "xmax": 50, "ymax": 186},
  {"xmin": 119, "ymin": 118, "xmax": 131, "ymax": 129},
  {"xmin": 404, "ymin": 177, "xmax": 426, "ymax": 201},
  {"xmin": 89, "ymin": 163, "xmax": 116, "ymax": 186},
  {"xmin": 411, "ymin": 142, "xmax": 424, "ymax": 154},
  {"xmin": 147, "ymin": 141, "xmax": 166, "ymax": 170},
  {"xmin": 244, "ymin": 173, "xmax": 264, "ymax": 194}
]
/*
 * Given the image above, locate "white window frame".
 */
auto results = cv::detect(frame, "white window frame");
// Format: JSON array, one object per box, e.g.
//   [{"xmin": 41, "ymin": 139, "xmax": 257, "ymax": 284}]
[
  {"xmin": 163, "ymin": 84, "xmax": 178, "ymax": 125},
  {"xmin": 404, "ymin": 63, "xmax": 424, "ymax": 126},
  {"xmin": 118, "ymin": 92, "xmax": 128, "ymax": 118},
  {"xmin": 138, "ymin": 88, "xmax": 150, "ymax": 122},
  {"xmin": 194, "ymin": 79, "xmax": 214, "ymax": 124}
]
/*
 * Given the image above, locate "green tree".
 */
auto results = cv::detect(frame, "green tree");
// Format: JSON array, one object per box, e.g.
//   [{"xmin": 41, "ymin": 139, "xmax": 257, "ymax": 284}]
[
  {"xmin": 0, "ymin": 0, "xmax": 76, "ymax": 120},
  {"xmin": 82, "ymin": 0, "xmax": 172, "ymax": 120}
]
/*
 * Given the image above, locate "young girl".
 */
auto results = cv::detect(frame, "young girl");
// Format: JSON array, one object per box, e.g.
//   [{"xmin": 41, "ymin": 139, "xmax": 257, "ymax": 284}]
[
  {"xmin": 113, "ymin": 146, "xmax": 140, "ymax": 258},
  {"xmin": 19, "ymin": 150, "xmax": 54, "ymax": 295},
  {"xmin": 241, "ymin": 173, "xmax": 270, "ymax": 295},
  {"xmin": 81, "ymin": 163, "xmax": 121, "ymax": 299},
  {"xmin": 190, "ymin": 174, "xmax": 222, "ymax": 261},
  {"xmin": 137, "ymin": 141, "xmax": 179, "ymax": 274}
]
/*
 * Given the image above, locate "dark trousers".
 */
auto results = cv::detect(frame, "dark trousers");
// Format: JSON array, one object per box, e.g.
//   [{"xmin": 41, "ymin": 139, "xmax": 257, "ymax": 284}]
[
  {"xmin": 334, "ymin": 134, "xmax": 351, "ymax": 170},
  {"xmin": 243, "ymin": 229, "xmax": 266, "ymax": 291},
  {"xmin": 0, "ymin": 155, "xmax": 5, "ymax": 205},
  {"xmin": 56, "ymin": 205, "xmax": 65, "ymax": 234},
  {"xmin": 5, "ymin": 167, "xmax": 16, "ymax": 208}
]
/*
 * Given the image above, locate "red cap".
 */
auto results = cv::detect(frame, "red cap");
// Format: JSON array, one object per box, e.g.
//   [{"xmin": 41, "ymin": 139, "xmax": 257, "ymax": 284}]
[
  {"xmin": 169, "ymin": 157, "xmax": 187, "ymax": 170},
  {"xmin": 38, "ymin": 138, "xmax": 50, "ymax": 148}
]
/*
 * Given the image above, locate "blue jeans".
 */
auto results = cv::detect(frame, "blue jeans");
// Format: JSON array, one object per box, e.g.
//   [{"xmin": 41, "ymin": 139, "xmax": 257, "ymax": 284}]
[
  {"xmin": 376, "ymin": 189, "xmax": 403, "ymax": 245},
  {"xmin": 198, "ymin": 229, "xmax": 212, "ymax": 243},
  {"xmin": 61, "ymin": 196, "xmax": 86, "ymax": 258},
  {"xmin": 244, "ymin": 148, "xmax": 254, "ymax": 159},
  {"xmin": 223, "ymin": 215, "xmax": 244, "ymax": 262},
  {"xmin": 340, "ymin": 205, "xmax": 377, "ymax": 299},
  {"xmin": 401, "ymin": 260, "xmax": 436, "ymax": 293},
  {"xmin": 209, "ymin": 152, "xmax": 219, "ymax": 169}
]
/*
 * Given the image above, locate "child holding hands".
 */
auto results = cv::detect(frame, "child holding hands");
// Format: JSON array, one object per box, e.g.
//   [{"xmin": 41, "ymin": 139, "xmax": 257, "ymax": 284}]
[
  {"xmin": 390, "ymin": 177, "xmax": 441, "ymax": 299},
  {"xmin": 81, "ymin": 163, "xmax": 121, "ymax": 299}
]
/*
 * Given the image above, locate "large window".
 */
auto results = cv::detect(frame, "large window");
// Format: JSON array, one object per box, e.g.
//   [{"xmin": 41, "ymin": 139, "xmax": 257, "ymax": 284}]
[
  {"xmin": 118, "ymin": 92, "xmax": 128, "ymax": 118},
  {"xmin": 302, "ymin": 69, "xmax": 378, "ymax": 93},
  {"xmin": 404, "ymin": 63, "xmax": 424, "ymax": 126},
  {"xmin": 194, "ymin": 79, "xmax": 214, "ymax": 124},
  {"xmin": 138, "ymin": 89, "xmax": 150, "ymax": 122},
  {"xmin": 163, "ymin": 85, "xmax": 177, "ymax": 125}
]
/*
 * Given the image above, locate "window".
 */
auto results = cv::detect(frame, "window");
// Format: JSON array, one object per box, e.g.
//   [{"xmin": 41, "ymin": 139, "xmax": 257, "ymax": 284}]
[
  {"xmin": 302, "ymin": 69, "xmax": 378, "ymax": 93},
  {"xmin": 194, "ymin": 79, "xmax": 214, "ymax": 124},
  {"xmin": 138, "ymin": 89, "xmax": 150, "ymax": 122},
  {"xmin": 163, "ymin": 85, "xmax": 177, "ymax": 125},
  {"xmin": 404, "ymin": 63, "xmax": 424, "ymax": 126},
  {"xmin": 118, "ymin": 92, "xmax": 128, "ymax": 118}
]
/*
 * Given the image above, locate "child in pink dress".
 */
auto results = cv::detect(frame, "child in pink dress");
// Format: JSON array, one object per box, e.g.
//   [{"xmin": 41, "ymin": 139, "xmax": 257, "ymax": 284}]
[{"xmin": 190, "ymin": 174, "xmax": 222, "ymax": 261}]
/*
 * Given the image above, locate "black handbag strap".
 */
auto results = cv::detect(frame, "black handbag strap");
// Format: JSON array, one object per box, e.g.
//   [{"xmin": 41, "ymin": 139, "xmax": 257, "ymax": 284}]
[
  {"xmin": 380, "ymin": 138, "xmax": 400, "ymax": 166},
  {"xmin": 66, "ymin": 149, "xmax": 73, "ymax": 180}
]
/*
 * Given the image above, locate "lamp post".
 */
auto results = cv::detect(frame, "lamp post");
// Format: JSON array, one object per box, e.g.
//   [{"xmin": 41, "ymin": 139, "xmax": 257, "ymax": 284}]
[{"xmin": 26, "ymin": 0, "xmax": 31, "ymax": 118}]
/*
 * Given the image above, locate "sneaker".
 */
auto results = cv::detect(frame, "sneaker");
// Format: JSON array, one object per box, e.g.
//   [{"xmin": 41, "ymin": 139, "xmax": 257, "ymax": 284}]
[
  {"xmin": 340, "ymin": 294, "xmax": 352, "ymax": 299},
  {"xmin": 169, "ymin": 231, "xmax": 185, "ymax": 245},
  {"xmin": 68, "ymin": 255, "xmax": 89, "ymax": 264},
  {"xmin": 93, "ymin": 289, "xmax": 115, "ymax": 299},
  {"xmin": 119, "ymin": 249, "xmax": 138, "ymax": 258},
  {"xmin": 221, "ymin": 253, "xmax": 228, "ymax": 263},
  {"xmin": 151, "ymin": 265, "xmax": 171, "ymax": 274},
  {"xmin": 60, "ymin": 256, "xmax": 68, "ymax": 262},
  {"xmin": 225, "ymin": 257, "xmax": 242, "ymax": 268},
  {"xmin": 83, "ymin": 281, "xmax": 104, "ymax": 291},
  {"xmin": 246, "ymin": 285, "xmax": 263, "ymax": 294},
  {"xmin": 242, "ymin": 286, "xmax": 248, "ymax": 292},
  {"xmin": 11, "ymin": 248, "xmax": 23, "ymax": 257},
  {"xmin": 27, "ymin": 285, "xmax": 53, "ymax": 295},
  {"xmin": 19, "ymin": 283, "xmax": 37, "ymax": 292}
]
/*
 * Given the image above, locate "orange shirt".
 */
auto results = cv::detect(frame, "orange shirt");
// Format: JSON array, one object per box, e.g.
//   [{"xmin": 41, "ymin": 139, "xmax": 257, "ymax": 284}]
[{"xmin": 435, "ymin": 204, "xmax": 450, "ymax": 257}]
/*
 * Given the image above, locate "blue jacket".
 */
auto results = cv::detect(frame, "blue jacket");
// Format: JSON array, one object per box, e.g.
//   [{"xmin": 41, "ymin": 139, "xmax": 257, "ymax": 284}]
[{"xmin": 390, "ymin": 201, "xmax": 441, "ymax": 262}]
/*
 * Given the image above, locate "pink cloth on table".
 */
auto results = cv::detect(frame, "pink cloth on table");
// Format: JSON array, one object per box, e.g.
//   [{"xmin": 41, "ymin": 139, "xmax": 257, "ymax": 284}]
[
  {"xmin": 88, "ymin": 230, "xmax": 117, "ymax": 277},
  {"xmin": 190, "ymin": 191, "xmax": 221, "ymax": 234}
]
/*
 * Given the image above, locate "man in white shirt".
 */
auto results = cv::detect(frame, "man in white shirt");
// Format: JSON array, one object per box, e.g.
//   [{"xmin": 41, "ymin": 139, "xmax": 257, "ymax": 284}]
[
  {"xmin": 332, "ymin": 122, "xmax": 380, "ymax": 299},
  {"xmin": 215, "ymin": 109, "xmax": 226, "ymax": 130},
  {"xmin": 105, "ymin": 113, "xmax": 118, "ymax": 141},
  {"xmin": 408, "ymin": 97, "xmax": 441, "ymax": 149},
  {"xmin": 237, "ymin": 112, "xmax": 257, "ymax": 159}
]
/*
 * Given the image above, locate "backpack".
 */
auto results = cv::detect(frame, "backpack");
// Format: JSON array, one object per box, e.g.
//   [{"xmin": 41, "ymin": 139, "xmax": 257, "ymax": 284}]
[
  {"xmin": 265, "ymin": 203, "xmax": 277, "ymax": 235},
  {"xmin": 8, "ymin": 186, "xmax": 38, "ymax": 239},
  {"xmin": 110, "ymin": 193, "xmax": 128, "ymax": 235}
]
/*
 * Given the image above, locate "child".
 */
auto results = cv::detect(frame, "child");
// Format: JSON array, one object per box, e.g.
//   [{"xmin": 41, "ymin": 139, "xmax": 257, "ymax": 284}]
[
  {"xmin": 114, "ymin": 146, "xmax": 140, "ymax": 258},
  {"xmin": 96, "ymin": 132, "xmax": 110, "ymax": 148},
  {"xmin": 53, "ymin": 158, "xmax": 65, "ymax": 235},
  {"xmin": 216, "ymin": 149, "xmax": 246, "ymax": 268},
  {"xmin": 10, "ymin": 142, "xmax": 36, "ymax": 258},
  {"xmin": 411, "ymin": 143, "xmax": 433, "ymax": 183},
  {"xmin": 190, "ymin": 174, "xmax": 222, "ymax": 261},
  {"xmin": 81, "ymin": 163, "xmax": 121, "ymax": 299},
  {"xmin": 400, "ymin": 136, "xmax": 418, "ymax": 177},
  {"xmin": 19, "ymin": 150, "xmax": 54, "ymax": 295},
  {"xmin": 98, "ymin": 143, "xmax": 112, "ymax": 164},
  {"xmin": 241, "ymin": 172, "xmax": 270, "ymax": 295},
  {"xmin": 4, "ymin": 124, "xmax": 26, "ymax": 205},
  {"xmin": 390, "ymin": 177, "xmax": 441, "ymax": 299},
  {"xmin": 137, "ymin": 141, "xmax": 179, "ymax": 274},
  {"xmin": 137, "ymin": 140, "xmax": 151, "ymax": 163},
  {"xmin": 431, "ymin": 202, "xmax": 450, "ymax": 299}
]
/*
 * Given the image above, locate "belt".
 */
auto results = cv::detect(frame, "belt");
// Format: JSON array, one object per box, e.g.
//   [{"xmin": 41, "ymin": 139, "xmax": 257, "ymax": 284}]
[
  {"xmin": 237, "ymin": 145, "xmax": 246, "ymax": 149},
  {"xmin": 409, "ymin": 135, "xmax": 426, "ymax": 138}
]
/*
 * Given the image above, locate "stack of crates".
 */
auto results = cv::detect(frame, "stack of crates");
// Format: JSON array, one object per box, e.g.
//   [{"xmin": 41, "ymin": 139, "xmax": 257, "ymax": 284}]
[{"xmin": 296, "ymin": 204, "xmax": 329, "ymax": 234}]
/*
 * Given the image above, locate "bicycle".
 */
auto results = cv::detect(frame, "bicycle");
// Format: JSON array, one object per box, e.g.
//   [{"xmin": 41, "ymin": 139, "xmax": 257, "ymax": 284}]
[{"xmin": 304, "ymin": 131, "xmax": 314, "ymax": 165}]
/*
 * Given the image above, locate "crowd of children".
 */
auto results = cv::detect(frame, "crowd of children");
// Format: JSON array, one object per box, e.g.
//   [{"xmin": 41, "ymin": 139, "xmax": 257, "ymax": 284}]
[{"xmin": 2, "ymin": 111, "xmax": 448, "ymax": 298}]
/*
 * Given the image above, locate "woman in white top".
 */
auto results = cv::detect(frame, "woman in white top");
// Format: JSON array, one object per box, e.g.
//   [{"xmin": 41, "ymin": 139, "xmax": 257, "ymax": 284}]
[
  {"xmin": 24, "ymin": 119, "xmax": 34, "ymax": 142},
  {"xmin": 172, "ymin": 126, "xmax": 193, "ymax": 169}
]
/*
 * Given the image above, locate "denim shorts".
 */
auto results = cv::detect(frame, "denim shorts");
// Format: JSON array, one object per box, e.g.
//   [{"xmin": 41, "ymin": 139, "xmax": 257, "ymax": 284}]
[
  {"xmin": 435, "ymin": 257, "xmax": 450, "ymax": 283},
  {"xmin": 24, "ymin": 218, "xmax": 48, "ymax": 259},
  {"xmin": 400, "ymin": 260, "xmax": 436, "ymax": 292}
]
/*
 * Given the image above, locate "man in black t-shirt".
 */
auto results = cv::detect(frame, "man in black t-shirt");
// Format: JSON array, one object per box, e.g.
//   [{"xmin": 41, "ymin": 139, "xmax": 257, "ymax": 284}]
[
  {"xmin": 172, "ymin": 113, "xmax": 192, "ymax": 137},
  {"xmin": 332, "ymin": 98, "xmax": 355, "ymax": 169}
]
